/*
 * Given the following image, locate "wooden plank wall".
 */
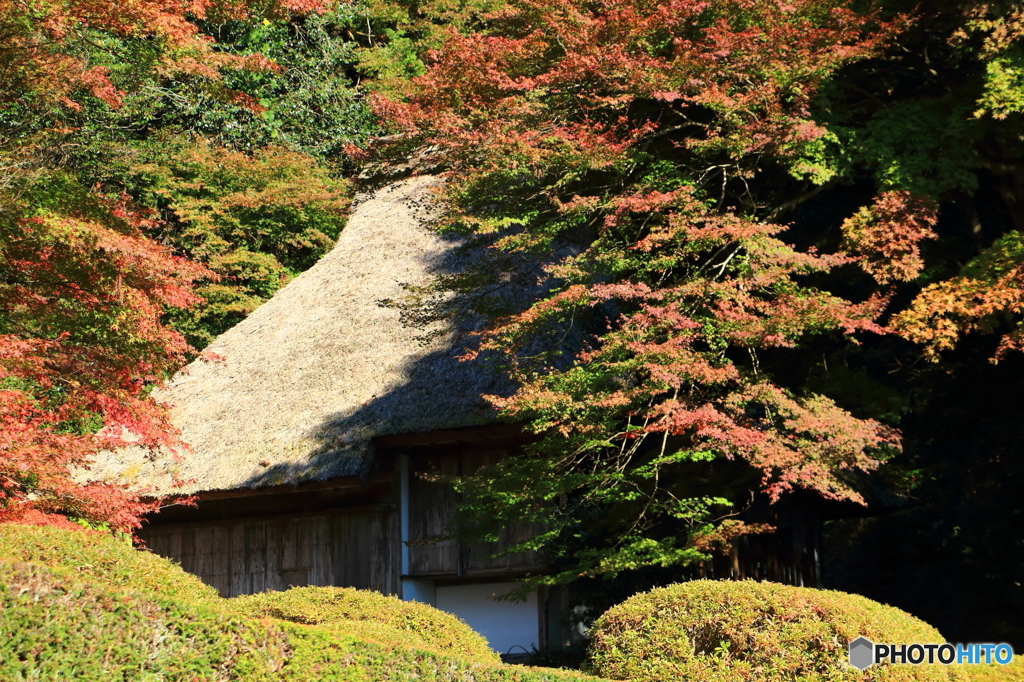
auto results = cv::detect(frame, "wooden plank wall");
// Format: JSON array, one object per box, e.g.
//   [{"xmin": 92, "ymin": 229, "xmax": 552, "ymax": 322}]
[
  {"xmin": 140, "ymin": 510, "xmax": 398, "ymax": 598},
  {"xmin": 408, "ymin": 451, "xmax": 542, "ymax": 577},
  {"xmin": 408, "ymin": 454, "xmax": 460, "ymax": 575},
  {"xmin": 461, "ymin": 520, "xmax": 545, "ymax": 573},
  {"xmin": 333, "ymin": 511, "xmax": 399, "ymax": 591},
  {"xmin": 696, "ymin": 500, "xmax": 823, "ymax": 588}
]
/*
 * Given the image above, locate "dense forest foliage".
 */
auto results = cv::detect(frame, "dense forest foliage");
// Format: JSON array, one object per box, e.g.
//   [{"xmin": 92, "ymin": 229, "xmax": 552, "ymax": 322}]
[{"xmin": 1, "ymin": 0, "xmax": 1021, "ymax": 649}]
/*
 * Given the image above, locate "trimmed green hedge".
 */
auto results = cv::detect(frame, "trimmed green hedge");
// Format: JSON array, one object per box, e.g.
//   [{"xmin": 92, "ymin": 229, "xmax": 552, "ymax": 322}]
[
  {"xmin": 231, "ymin": 586, "xmax": 499, "ymax": 663},
  {"xmin": 276, "ymin": 623, "xmax": 603, "ymax": 682},
  {"xmin": 587, "ymin": 579, "xmax": 971, "ymax": 682},
  {"xmin": 0, "ymin": 523, "xmax": 219, "ymax": 606},
  {"xmin": 966, "ymin": 657, "xmax": 1024, "ymax": 682},
  {"xmin": 0, "ymin": 559, "xmax": 290, "ymax": 681},
  {"xmin": 0, "ymin": 524, "xmax": 604, "ymax": 682},
  {"xmin": 12, "ymin": 524, "xmax": 1009, "ymax": 682}
]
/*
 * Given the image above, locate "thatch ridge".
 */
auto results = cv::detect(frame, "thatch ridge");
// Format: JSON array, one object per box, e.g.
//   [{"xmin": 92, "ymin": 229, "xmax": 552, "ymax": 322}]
[{"xmin": 88, "ymin": 176, "xmax": 506, "ymax": 495}]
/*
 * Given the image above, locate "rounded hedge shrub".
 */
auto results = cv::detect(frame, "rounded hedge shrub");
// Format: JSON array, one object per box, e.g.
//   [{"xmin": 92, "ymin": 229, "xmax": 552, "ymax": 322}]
[
  {"xmin": 2, "ymin": 558, "xmax": 598, "ymax": 681},
  {"xmin": 966, "ymin": 656, "xmax": 1024, "ymax": 682},
  {"xmin": 0, "ymin": 525, "xmax": 602, "ymax": 681},
  {"xmin": 0, "ymin": 523, "xmax": 218, "ymax": 606},
  {"xmin": 230, "ymin": 585, "xmax": 500, "ymax": 664},
  {"xmin": 588, "ymin": 580, "xmax": 971, "ymax": 682},
  {"xmin": 0, "ymin": 559, "xmax": 289, "ymax": 680}
]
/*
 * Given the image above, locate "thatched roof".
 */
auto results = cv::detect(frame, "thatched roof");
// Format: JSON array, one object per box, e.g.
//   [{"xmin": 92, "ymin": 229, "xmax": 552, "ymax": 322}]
[{"xmin": 88, "ymin": 176, "xmax": 507, "ymax": 496}]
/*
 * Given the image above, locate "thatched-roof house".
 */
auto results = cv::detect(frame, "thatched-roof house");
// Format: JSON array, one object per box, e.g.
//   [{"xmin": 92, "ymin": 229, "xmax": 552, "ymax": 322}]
[
  {"xmin": 92, "ymin": 175, "xmax": 500, "ymax": 495},
  {"xmin": 93, "ymin": 175, "xmax": 831, "ymax": 659},
  {"xmin": 91, "ymin": 176, "xmax": 551, "ymax": 658}
]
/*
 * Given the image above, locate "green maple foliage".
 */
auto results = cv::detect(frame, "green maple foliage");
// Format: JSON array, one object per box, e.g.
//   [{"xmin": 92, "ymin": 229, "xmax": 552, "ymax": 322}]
[
  {"xmin": 371, "ymin": 0, "xmax": 1024, "ymax": 641},
  {"xmin": 374, "ymin": 0, "xmax": 909, "ymax": 584},
  {"xmin": 126, "ymin": 140, "xmax": 351, "ymax": 348}
]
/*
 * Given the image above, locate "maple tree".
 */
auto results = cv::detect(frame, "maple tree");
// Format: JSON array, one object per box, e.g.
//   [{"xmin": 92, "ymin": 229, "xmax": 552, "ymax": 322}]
[
  {"xmin": 798, "ymin": 0, "xmax": 1024, "ymax": 647},
  {"xmin": 117, "ymin": 6, "xmax": 379, "ymax": 160},
  {"xmin": 369, "ymin": 0, "xmax": 1024, "ymax": 640},
  {"xmin": 0, "ymin": 0, "xmax": 338, "ymax": 532},
  {"xmin": 0, "ymin": 177, "xmax": 209, "ymax": 530},
  {"xmin": 123, "ymin": 140, "xmax": 351, "ymax": 348},
  {"xmin": 805, "ymin": 0, "xmax": 1024, "ymax": 361},
  {"xmin": 38, "ymin": 6, "xmax": 372, "ymax": 348},
  {"xmin": 374, "ymin": 0, "xmax": 910, "ymax": 583},
  {"xmin": 0, "ymin": 0, "xmax": 324, "ymax": 126}
]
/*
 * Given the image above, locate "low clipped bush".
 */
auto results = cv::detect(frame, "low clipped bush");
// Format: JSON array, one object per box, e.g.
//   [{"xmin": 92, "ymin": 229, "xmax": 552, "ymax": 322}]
[
  {"xmin": 0, "ymin": 523, "xmax": 218, "ymax": 606},
  {"xmin": 588, "ymin": 579, "xmax": 971, "ymax": 682},
  {"xmin": 0, "ymin": 524, "xmax": 604, "ymax": 682},
  {"xmin": 231, "ymin": 586, "xmax": 499, "ymax": 663},
  {"xmin": 277, "ymin": 623, "xmax": 604, "ymax": 682},
  {"xmin": 0, "ymin": 559, "xmax": 290, "ymax": 680},
  {"xmin": 966, "ymin": 656, "xmax": 1024, "ymax": 682}
]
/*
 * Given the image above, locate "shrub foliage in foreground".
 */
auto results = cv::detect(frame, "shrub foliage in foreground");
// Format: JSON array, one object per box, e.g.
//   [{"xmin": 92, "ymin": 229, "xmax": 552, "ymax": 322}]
[
  {"xmin": 966, "ymin": 657, "xmax": 1024, "ymax": 682},
  {"xmin": 232, "ymin": 586, "xmax": 498, "ymax": 663},
  {"xmin": 588, "ymin": 580, "xmax": 970, "ymax": 682},
  {"xmin": 0, "ymin": 560, "xmax": 290, "ymax": 681},
  {"xmin": 0, "ymin": 524, "xmax": 602, "ymax": 681},
  {"xmin": 1, "ymin": 526, "xmax": 499, "ymax": 665},
  {"xmin": 276, "ymin": 622, "xmax": 598, "ymax": 682},
  {"xmin": 0, "ymin": 523, "xmax": 219, "ymax": 606}
]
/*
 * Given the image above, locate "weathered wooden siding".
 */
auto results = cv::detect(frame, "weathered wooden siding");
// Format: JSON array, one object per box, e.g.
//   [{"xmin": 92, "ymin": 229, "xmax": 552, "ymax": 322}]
[
  {"xmin": 333, "ymin": 510, "xmax": 399, "ymax": 590},
  {"xmin": 407, "ymin": 452, "xmax": 543, "ymax": 577},
  {"xmin": 408, "ymin": 454, "xmax": 460, "ymax": 575},
  {"xmin": 697, "ymin": 498, "xmax": 824, "ymax": 588},
  {"xmin": 461, "ymin": 520, "xmax": 545, "ymax": 573},
  {"xmin": 140, "ymin": 509, "xmax": 398, "ymax": 598}
]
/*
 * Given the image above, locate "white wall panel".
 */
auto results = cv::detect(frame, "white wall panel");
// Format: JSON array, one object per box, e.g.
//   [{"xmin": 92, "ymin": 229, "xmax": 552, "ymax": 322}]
[{"xmin": 435, "ymin": 582, "xmax": 538, "ymax": 656}]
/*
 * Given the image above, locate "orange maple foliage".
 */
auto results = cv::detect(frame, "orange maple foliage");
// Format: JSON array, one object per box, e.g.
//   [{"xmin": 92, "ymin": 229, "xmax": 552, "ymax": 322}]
[
  {"xmin": 1, "ymin": 187, "xmax": 212, "ymax": 531},
  {"xmin": 893, "ymin": 232, "xmax": 1024, "ymax": 361},
  {"xmin": 842, "ymin": 191, "xmax": 939, "ymax": 285},
  {"xmin": 0, "ymin": 0, "xmax": 329, "ymax": 111},
  {"xmin": 0, "ymin": 0, "xmax": 332, "ymax": 532}
]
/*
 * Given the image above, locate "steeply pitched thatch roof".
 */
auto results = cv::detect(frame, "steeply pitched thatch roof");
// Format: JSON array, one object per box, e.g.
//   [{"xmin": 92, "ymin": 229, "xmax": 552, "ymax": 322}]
[{"xmin": 88, "ymin": 176, "xmax": 507, "ymax": 496}]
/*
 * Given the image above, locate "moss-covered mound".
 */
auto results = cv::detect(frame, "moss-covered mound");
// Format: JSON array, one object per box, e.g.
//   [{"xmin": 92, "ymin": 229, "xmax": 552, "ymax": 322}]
[
  {"xmin": 0, "ymin": 522, "xmax": 218, "ymax": 606},
  {"xmin": 231, "ymin": 585, "xmax": 499, "ymax": 663},
  {"xmin": 588, "ymin": 579, "xmax": 971, "ymax": 682},
  {"xmin": 0, "ymin": 524, "xmax": 603, "ymax": 682}
]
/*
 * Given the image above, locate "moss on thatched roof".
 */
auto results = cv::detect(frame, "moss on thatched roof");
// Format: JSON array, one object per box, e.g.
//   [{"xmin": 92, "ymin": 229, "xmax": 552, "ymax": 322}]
[{"xmin": 88, "ymin": 176, "xmax": 506, "ymax": 495}]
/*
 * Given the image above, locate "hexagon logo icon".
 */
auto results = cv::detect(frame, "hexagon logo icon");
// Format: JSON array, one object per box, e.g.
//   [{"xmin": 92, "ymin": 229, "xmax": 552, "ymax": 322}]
[{"xmin": 849, "ymin": 637, "xmax": 875, "ymax": 671}]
